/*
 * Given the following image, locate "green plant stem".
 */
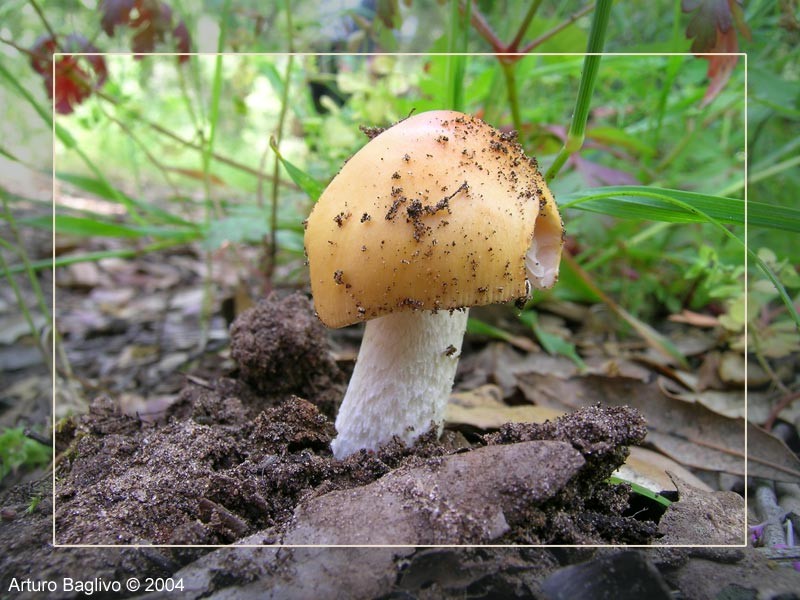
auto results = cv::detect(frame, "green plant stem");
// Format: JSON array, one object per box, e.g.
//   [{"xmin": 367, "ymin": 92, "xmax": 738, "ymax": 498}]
[
  {"xmin": 501, "ymin": 62, "xmax": 522, "ymax": 133},
  {"xmin": 652, "ymin": 56, "xmax": 684, "ymax": 152},
  {"xmin": 447, "ymin": 0, "xmax": 470, "ymax": 111},
  {"xmin": 203, "ymin": 31, "xmax": 228, "ymax": 221},
  {"xmin": 176, "ymin": 62, "xmax": 202, "ymax": 144},
  {"xmin": 200, "ymin": 0, "xmax": 230, "ymax": 341},
  {"xmin": 719, "ymin": 154, "xmax": 800, "ymax": 197},
  {"xmin": 545, "ymin": 0, "xmax": 612, "ymax": 181},
  {"xmin": 0, "ymin": 194, "xmax": 51, "ymax": 330},
  {"xmin": 582, "ymin": 221, "xmax": 672, "ymax": 271},
  {"xmin": 0, "ymin": 241, "xmax": 49, "ymax": 367},
  {"xmin": 266, "ymin": 2, "xmax": 295, "ymax": 286}
]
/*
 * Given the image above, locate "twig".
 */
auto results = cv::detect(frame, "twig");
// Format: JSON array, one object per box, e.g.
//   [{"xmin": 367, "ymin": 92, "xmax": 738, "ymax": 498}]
[
  {"xmin": 463, "ymin": 1, "xmax": 504, "ymax": 54},
  {"xmin": 28, "ymin": 0, "xmax": 60, "ymax": 49},
  {"xmin": 99, "ymin": 105, "xmax": 181, "ymax": 198},
  {"xmin": 265, "ymin": 1, "xmax": 295, "ymax": 290},
  {"xmin": 754, "ymin": 481, "xmax": 788, "ymax": 547},
  {"xmin": 763, "ymin": 389, "xmax": 800, "ymax": 432},
  {"xmin": 521, "ymin": 2, "xmax": 596, "ymax": 53},
  {"xmin": 509, "ymin": 0, "xmax": 543, "ymax": 52}
]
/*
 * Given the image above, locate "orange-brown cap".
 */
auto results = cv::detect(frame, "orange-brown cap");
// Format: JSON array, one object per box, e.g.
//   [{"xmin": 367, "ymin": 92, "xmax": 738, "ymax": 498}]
[{"xmin": 304, "ymin": 110, "xmax": 564, "ymax": 328}]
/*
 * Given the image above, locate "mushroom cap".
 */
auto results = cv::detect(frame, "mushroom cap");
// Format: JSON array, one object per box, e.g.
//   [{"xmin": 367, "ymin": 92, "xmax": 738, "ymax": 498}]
[{"xmin": 304, "ymin": 110, "xmax": 564, "ymax": 329}]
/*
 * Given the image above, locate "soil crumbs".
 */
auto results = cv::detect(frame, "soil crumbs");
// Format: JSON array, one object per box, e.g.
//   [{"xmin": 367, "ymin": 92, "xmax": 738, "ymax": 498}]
[
  {"xmin": 50, "ymin": 292, "xmax": 653, "ymax": 549},
  {"xmin": 0, "ymin": 291, "xmax": 722, "ymax": 599}
]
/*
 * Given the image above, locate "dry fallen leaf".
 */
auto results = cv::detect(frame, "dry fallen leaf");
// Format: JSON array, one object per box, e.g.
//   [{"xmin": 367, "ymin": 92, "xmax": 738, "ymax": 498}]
[
  {"xmin": 517, "ymin": 371, "xmax": 800, "ymax": 483},
  {"xmin": 446, "ymin": 384, "xmax": 564, "ymax": 431},
  {"xmin": 668, "ymin": 309, "xmax": 721, "ymax": 328},
  {"xmin": 615, "ymin": 447, "xmax": 712, "ymax": 494}
]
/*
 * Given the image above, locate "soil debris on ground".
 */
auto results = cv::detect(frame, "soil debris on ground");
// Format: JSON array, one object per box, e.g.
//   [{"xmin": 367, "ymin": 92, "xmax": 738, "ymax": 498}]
[
  {"xmin": 1, "ymin": 291, "xmax": 795, "ymax": 598},
  {"xmin": 48, "ymin": 292, "xmax": 655, "ymax": 548}
]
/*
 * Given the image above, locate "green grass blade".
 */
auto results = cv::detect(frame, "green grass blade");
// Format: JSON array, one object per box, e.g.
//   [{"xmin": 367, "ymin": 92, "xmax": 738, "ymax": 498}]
[
  {"xmin": 55, "ymin": 172, "xmax": 194, "ymax": 227},
  {"xmin": 4, "ymin": 240, "xmax": 188, "ymax": 275},
  {"xmin": 607, "ymin": 476, "xmax": 673, "ymax": 508},
  {"xmin": 269, "ymin": 137, "xmax": 326, "ymax": 202},
  {"xmin": 562, "ymin": 186, "xmax": 800, "ymax": 329},
  {"xmin": 518, "ymin": 310, "xmax": 586, "ymax": 369},
  {"xmin": 20, "ymin": 214, "xmax": 198, "ymax": 240},
  {"xmin": 560, "ymin": 186, "xmax": 800, "ymax": 233}
]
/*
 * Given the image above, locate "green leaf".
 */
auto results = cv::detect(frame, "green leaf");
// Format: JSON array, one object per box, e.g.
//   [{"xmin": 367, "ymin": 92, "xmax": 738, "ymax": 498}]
[
  {"xmin": 562, "ymin": 186, "xmax": 800, "ymax": 329},
  {"xmin": 55, "ymin": 172, "xmax": 194, "ymax": 227},
  {"xmin": 0, "ymin": 427, "xmax": 50, "ymax": 481},
  {"xmin": 607, "ymin": 476, "xmax": 673, "ymax": 508},
  {"xmin": 588, "ymin": 126, "xmax": 656, "ymax": 157},
  {"xmin": 201, "ymin": 205, "xmax": 304, "ymax": 252},
  {"xmin": 269, "ymin": 137, "xmax": 327, "ymax": 201},
  {"xmin": 19, "ymin": 215, "xmax": 197, "ymax": 240},
  {"xmin": 518, "ymin": 311, "xmax": 586, "ymax": 369},
  {"xmin": 56, "ymin": 172, "xmax": 133, "ymax": 202},
  {"xmin": 202, "ymin": 208, "xmax": 269, "ymax": 250},
  {"xmin": 560, "ymin": 186, "xmax": 800, "ymax": 233}
]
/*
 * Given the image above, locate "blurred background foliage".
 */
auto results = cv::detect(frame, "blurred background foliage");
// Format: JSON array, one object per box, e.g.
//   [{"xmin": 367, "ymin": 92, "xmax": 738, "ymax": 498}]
[{"xmin": 0, "ymin": 0, "xmax": 797, "ymax": 433}]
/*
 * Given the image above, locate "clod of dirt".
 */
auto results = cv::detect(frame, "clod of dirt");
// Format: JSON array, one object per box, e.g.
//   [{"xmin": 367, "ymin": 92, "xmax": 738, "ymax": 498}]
[
  {"xmin": 0, "ymin": 480, "xmax": 177, "ymax": 600},
  {"xmin": 484, "ymin": 405, "xmax": 656, "ymax": 544},
  {"xmin": 485, "ymin": 404, "xmax": 647, "ymax": 478},
  {"xmin": 54, "ymin": 392, "xmax": 340, "ymax": 546},
  {"xmin": 51, "ymin": 289, "xmax": 655, "ymax": 550},
  {"xmin": 284, "ymin": 440, "xmax": 585, "ymax": 545},
  {"xmin": 229, "ymin": 292, "xmax": 346, "ymax": 417}
]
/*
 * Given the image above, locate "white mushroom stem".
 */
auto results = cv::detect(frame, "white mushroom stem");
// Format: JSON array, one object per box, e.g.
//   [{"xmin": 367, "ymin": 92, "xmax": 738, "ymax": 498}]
[{"xmin": 331, "ymin": 308, "xmax": 469, "ymax": 459}]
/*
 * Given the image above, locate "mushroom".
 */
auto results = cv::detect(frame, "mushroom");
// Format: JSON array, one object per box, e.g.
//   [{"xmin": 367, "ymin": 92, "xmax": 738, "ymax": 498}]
[{"xmin": 304, "ymin": 110, "xmax": 564, "ymax": 459}]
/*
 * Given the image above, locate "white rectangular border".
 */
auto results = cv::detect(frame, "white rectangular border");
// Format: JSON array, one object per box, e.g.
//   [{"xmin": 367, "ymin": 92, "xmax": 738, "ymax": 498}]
[{"xmin": 50, "ymin": 52, "xmax": 749, "ymax": 549}]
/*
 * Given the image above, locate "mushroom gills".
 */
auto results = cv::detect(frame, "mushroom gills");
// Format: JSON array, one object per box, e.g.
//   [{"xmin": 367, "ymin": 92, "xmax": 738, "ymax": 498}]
[{"xmin": 525, "ymin": 204, "xmax": 564, "ymax": 291}]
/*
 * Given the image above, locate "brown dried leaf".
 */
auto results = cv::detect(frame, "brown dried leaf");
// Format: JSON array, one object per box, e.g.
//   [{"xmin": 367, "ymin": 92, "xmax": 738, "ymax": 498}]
[
  {"xmin": 668, "ymin": 309, "xmax": 721, "ymax": 328},
  {"xmin": 616, "ymin": 447, "xmax": 712, "ymax": 494},
  {"xmin": 446, "ymin": 384, "xmax": 564, "ymax": 431},
  {"xmin": 456, "ymin": 342, "xmax": 577, "ymax": 397},
  {"xmin": 516, "ymin": 372, "xmax": 800, "ymax": 482},
  {"xmin": 682, "ymin": 0, "xmax": 750, "ymax": 107}
]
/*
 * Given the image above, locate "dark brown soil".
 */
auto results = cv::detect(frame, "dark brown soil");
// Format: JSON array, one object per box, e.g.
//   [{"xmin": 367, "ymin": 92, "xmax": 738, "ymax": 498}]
[
  {"xmin": 48, "ymin": 292, "xmax": 655, "ymax": 548},
  {"xmin": 1, "ymin": 292, "xmax": 794, "ymax": 598}
]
